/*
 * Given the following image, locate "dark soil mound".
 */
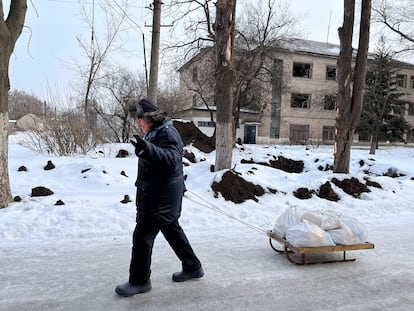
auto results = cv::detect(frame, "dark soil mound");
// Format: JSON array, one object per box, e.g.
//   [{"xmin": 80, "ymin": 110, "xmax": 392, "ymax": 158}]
[
  {"xmin": 174, "ymin": 120, "xmax": 215, "ymax": 153},
  {"xmin": 269, "ymin": 156, "xmax": 304, "ymax": 173},
  {"xmin": 241, "ymin": 156, "xmax": 304, "ymax": 173},
  {"xmin": 18, "ymin": 165, "xmax": 27, "ymax": 172},
  {"xmin": 318, "ymin": 181, "xmax": 340, "ymax": 202},
  {"xmin": 211, "ymin": 170, "xmax": 265, "ymax": 203},
  {"xmin": 31, "ymin": 186, "xmax": 54, "ymax": 197},
  {"xmin": 116, "ymin": 149, "xmax": 129, "ymax": 158},
  {"xmin": 331, "ymin": 177, "xmax": 370, "ymax": 198},
  {"xmin": 365, "ymin": 178, "xmax": 382, "ymax": 189},
  {"xmin": 317, "ymin": 164, "xmax": 332, "ymax": 171},
  {"xmin": 183, "ymin": 150, "xmax": 196, "ymax": 163},
  {"xmin": 293, "ymin": 187, "xmax": 315, "ymax": 199},
  {"xmin": 44, "ymin": 160, "xmax": 55, "ymax": 170},
  {"xmin": 120, "ymin": 194, "xmax": 132, "ymax": 204}
]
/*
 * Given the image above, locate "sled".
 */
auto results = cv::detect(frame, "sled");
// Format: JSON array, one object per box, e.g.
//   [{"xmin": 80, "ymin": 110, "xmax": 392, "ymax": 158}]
[{"xmin": 266, "ymin": 230, "xmax": 374, "ymax": 265}]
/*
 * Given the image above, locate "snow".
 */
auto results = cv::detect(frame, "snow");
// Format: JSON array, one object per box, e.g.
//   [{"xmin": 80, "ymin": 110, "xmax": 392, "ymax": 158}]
[{"xmin": 1, "ymin": 133, "xmax": 414, "ymax": 310}]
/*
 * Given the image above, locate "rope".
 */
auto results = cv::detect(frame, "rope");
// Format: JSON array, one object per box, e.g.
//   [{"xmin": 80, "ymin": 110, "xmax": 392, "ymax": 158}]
[{"xmin": 185, "ymin": 189, "xmax": 268, "ymax": 236}]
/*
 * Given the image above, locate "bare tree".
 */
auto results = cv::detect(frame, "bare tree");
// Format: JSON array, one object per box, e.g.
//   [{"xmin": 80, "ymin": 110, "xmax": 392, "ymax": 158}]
[
  {"xmin": 334, "ymin": 0, "xmax": 372, "ymax": 173},
  {"xmin": 8, "ymin": 89, "xmax": 49, "ymax": 119},
  {"xmin": 97, "ymin": 68, "xmax": 146, "ymax": 143},
  {"xmin": 156, "ymin": 76, "xmax": 187, "ymax": 118},
  {"xmin": 233, "ymin": 0, "xmax": 298, "ymax": 130},
  {"xmin": 373, "ymin": 0, "xmax": 414, "ymax": 55},
  {"xmin": 72, "ymin": 0, "xmax": 128, "ymax": 128},
  {"xmin": 213, "ymin": 0, "xmax": 237, "ymax": 171},
  {"xmin": 0, "ymin": 0, "xmax": 27, "ymax": 208}
]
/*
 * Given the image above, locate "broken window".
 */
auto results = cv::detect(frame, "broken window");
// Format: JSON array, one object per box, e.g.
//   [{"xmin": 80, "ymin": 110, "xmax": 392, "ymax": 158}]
[
  {"xmin": 324, "ymin": 95, "xmax": 337, "ymax": 110},
  {"xmin": 289, "ymin": 124, "xmax": 309, "ymax": 141},
  {"xmin": 291, "ymin": 93, "xmax": 311, "ymax": 109},
  {"xmin": 409, "ymin": 103, "xmax": 414, "ymax": 115},
  {"xmin": 396, "ymin": 74, "xmax": 407, "ymax": 88},
  {"xmin": 322, "ymin": 126, "xmax": 335, "ymax": 141},
  {"xmin": 292, "ymin": 62, "xmax": 312, "ymax": 78},
  {"xmin": 326, "ymin": 66, "xmax": 336, "ymax": 80}
]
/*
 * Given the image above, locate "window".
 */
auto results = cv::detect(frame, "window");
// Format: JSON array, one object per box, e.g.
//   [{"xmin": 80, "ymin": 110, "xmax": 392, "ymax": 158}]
[
  {"xmin": 322, "ymin": 126, "xmax": 335, "ymax": 141},
  {"xmin": 410, "ymin": 76, "xmax": 414, "ymax": 89},
  {"xmin": 192, "ymin": 67, "xmax": 198, "ymax": 82},
  {"xmin": 326, "ymin": 66, "xmax": 336, "ymax": 80},
  {"xmin": 324, "ymin": 95, "xmax": 337, "ymax": 110},
  {"xmin": 192, "ymin": 95, "xmax": 197, "ymax": 106},
  {"xmin": 409, "ymin": 103, "xmax": 414, "ymax": 115},
  {"xmin": 396, "ymin": 74, "xmax": 407, "ymax": 88},
  {"xmin": 270, "ymin": 120, "xmax": 280, "ymax": 138},
  {"xmin": 291, "ymin": 93, "xmax": 311, "ymax": 109},
  {"xmin": 293, "ymin": 62, "xmax": 312, "ymax": 78},
  {"xmin": 289, "ymin": 124, "xmax": 309, "ymax": 141},
  {"xmin": 197, "ymin": 121, "xmax": 215, "ymax": 127}
]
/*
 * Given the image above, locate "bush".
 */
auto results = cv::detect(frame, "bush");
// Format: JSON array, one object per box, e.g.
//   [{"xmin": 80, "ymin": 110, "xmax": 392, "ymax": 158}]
[{"xmin": 21, "ymin": 117, "xmax": 105, "ymax": 156}]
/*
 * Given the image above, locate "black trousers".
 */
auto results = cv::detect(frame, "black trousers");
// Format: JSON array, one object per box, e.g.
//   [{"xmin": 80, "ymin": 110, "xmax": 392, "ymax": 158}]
[{"xmin": 128, "ymin": 219, "xmax": 202, "ymax": 285}]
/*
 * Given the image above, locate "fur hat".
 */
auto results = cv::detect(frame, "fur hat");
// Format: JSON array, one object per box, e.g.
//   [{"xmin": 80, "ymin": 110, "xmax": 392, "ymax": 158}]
[{"xmin": 129, "ymin": 98, "xmax": 160, "ymax": 119}]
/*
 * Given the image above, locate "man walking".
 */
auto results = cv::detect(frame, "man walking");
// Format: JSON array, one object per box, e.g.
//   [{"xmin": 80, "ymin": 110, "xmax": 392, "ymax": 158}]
[{"xmin": 115, "ymin": 98, "xmax": 203, "ymax": 297}]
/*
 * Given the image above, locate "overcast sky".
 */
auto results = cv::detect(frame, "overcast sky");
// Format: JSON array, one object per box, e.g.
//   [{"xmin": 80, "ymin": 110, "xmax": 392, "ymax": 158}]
[{"xmin": 6, "ymin": 0, "xmax": 345, "ymax": 101}]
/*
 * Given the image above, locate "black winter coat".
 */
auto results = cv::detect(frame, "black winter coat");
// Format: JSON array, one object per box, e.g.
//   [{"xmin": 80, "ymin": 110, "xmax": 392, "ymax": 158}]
[{"xmin": 135, "ymin": 119, "xmax": 185, "ymax": 225}]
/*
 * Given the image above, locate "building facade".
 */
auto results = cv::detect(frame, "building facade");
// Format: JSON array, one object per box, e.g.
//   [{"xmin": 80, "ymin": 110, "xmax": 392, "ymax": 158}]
[{"xmin": 177, "ymin": 39, "xmax": 414, "ymax": 144}]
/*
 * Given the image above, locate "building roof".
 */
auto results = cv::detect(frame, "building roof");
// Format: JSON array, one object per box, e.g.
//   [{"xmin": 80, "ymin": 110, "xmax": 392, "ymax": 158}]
[
  {"xmin": 275, "ymin": 38, "xmax": 341, "ymax": 57},
  {"xmin": 178, "ymin": 38, "xmax": 414, "ymax": 71}
]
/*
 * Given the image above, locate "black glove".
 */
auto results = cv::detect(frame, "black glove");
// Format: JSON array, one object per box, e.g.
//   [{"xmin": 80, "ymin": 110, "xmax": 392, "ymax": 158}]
[{"xmin": 130, "ymin": 135, "xmax": 146, "ymax": 156}]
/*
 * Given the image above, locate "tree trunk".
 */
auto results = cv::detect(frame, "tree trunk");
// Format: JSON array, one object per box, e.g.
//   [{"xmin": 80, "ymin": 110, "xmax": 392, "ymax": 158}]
[
  {"xmin": 0, "ymin": 0, "xmax": 28, "ymax": 208},
  {"xmin": 369, "ymin": 133, "xmax": 376, "ymax": 155},
  {"xmin": 334, "ymin": 0, "xmax": 371, "ymax": 173},
  {"xmin": 214, "ymin": 0, "xmax": 236, "ymax": 171}
]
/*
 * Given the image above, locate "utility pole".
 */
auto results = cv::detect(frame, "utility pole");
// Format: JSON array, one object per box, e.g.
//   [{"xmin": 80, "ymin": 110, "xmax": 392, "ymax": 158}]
[{"xmin": 147, "ymin": 0, "xmax": 162, "ymax": 102}]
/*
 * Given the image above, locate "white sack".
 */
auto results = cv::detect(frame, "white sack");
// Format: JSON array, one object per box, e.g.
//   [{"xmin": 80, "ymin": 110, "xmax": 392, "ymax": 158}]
[
  {"xmin": 301, "ymin": 209, "xmax": 341, "ymax": 230},
  {"xmin": 273, "ymin": 206, "xmax": 302, "ymax": 237},
  {"xmin": 286, "ymin": 220, "xmax": 335, "ymax": 247},
  {"xmin": 328, "ymin": 216, "xmax": 368, "ymax": 245}
]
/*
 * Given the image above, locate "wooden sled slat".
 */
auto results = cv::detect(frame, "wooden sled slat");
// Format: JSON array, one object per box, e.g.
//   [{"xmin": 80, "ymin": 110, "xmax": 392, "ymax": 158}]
[{"xmin": 267, "ymin": 230, "xmax": 374, "ymax": 265}]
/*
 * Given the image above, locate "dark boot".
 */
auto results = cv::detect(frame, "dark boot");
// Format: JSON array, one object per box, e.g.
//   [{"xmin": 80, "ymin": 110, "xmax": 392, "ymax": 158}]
[
  {"xmin": 115, "ymin": 280, "xmax": 151, "ymax": 297},
  {"xmin": 172, "ymin": 267, "xmax": 204, "ymax": 282}
]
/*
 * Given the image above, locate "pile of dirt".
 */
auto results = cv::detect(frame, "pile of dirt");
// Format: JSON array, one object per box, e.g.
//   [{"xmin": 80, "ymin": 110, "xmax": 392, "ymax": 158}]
[
  {"xmin": 31, "ymin": 186, "xmax": 54, "ymax": 197},
  {"xmin": 269, "ymin": 156, "xmax": 304, "ymax": 173},
  {"xmin": 318, "ymin": 182, "xmax": 340, "ymax": 202},
  {"xmin": 331, "ymin": 177, "xmax": 371, "ymax": 198},
  {"xmin": 173, "ymin": 120, "xmax": 215, "ymax": 153},
  {"xmin": 293, "ymin": 187, "xmax": 315, "ymax": 199},
  {"xmin": 241, "ymin": 156, "xmax": 304, "ymax": 173},
  {"xmin": 211, "ymin": 171, "xmax": 265, "ymax": 203}
]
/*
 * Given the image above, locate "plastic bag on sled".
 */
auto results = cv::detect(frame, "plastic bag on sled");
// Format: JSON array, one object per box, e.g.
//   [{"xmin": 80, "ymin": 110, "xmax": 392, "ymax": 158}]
[
  {"xmin": 273, "ymin": 206, "xmax": 302, "ymax": 237},
  {"xmin": 328, "ymin": 216, "xmax": 368, "ymax": 245},
  {"xmin": 301, "ymin": 209, "xmax": 341, "ymax": 231},
  {"xmin": 286, "ymin": 220, "xmax": 335, "ymax": 247}
]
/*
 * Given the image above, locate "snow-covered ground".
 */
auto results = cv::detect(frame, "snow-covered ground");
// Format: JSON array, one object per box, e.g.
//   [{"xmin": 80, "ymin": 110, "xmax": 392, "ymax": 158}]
[{"xmin": 1, "ymin": 133, "xmax": 414, "ymax": 310}]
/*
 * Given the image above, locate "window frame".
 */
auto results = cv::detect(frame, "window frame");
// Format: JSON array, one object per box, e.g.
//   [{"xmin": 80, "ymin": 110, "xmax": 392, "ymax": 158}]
[
  {"xmin": 408, "ymin": 102, "xmax": 414, "ymax": 115},
  {"xmin": 324, "ymin": 95, "xmax": 337, "ymax": 110},
  {"xmin": 292, "ymin": 62, "xmax": 313, "ymax": 78},
  {"xmin": 326, "ymin": 66, "xmax": 337, "ymax": 81},
  {"xmin": 396, "ymin": 74, "xmax": 407, "ymax": 88},
  {"xmin": 289, "ymin": 124, "xmax": 309, "ymax": 141},
  {"xmin": 322, "ymin": 126, "xmax": 335, "ymax": 141},
  {"xmin": 291, "ymin": 93, "xmax": 311, "ymax": 109}
]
